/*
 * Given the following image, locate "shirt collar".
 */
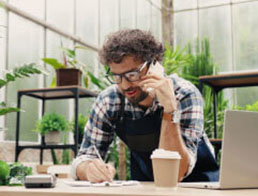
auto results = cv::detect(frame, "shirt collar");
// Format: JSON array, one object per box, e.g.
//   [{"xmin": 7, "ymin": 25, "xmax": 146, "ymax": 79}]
[{"xmin": 124, "ymin": 95, "xmax": 163, "ymax": 115}]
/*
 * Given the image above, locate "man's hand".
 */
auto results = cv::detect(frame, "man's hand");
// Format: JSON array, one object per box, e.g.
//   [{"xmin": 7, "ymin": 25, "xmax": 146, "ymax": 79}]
[
  {"xmin": 140, "ymin": 73, "xmax": 177, "ymax": 113},
  {"xmin": 76, "ymin": 159, "xmax": 116, "ymax": 183}
]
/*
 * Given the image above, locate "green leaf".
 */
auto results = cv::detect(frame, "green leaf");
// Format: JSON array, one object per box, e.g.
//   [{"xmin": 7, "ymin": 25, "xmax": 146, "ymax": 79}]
[
  {"xmin": 60, "ymin": 47, "xmax": 76, "ymax": 58},
  {"xmin": 42, "ymin": 58, "xmax": 66, "ymax": 69},
  {"xmin": 87, "ymin": 71, "xmax": 105, "ymax": 90},
  {"xmin": 5, "ymin": 73, "xmax": 15, "ymax": 82},
  {"xmin": 74, "ymin": 45, "xmax": 89, "ymax": 50},
  {"xmin": 19, "ymin": 71, "xmax": 30, "ymax": 77},
  {"xmin": 0, "ymin": 79, "xmax": 7, "ymax": 88},
  {"xmin": 14, "ymin": 72, "xmax": 22, "ymax": 78},
  {"xmin": 50, "ymin": 77, "xmax": 56, "ymax": 88},
  {"xmin": 0, "ymin": 107, "xmax": 20, "ymax": 116}
]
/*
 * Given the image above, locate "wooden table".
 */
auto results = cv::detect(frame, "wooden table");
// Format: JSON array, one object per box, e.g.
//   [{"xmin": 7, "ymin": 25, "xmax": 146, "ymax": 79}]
[
  {"xmin": 1, "ymin": 181, "xmax": 258, "ymax": 196},
  {"xmin": 199, "ymin": 71, "xmax": 258, "ymax": 158}
]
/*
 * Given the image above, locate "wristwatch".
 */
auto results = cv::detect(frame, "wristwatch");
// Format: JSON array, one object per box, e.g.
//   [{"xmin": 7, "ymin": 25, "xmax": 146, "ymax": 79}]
[{"xmin": 162, "ymin": 110, "xmax": 181, "ymax": 124}]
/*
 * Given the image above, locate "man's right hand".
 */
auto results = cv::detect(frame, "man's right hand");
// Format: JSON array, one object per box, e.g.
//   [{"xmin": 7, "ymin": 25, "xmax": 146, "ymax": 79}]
[{"xmin": 76, "ymin": 159, "xmax": 116, "ymax": 183}]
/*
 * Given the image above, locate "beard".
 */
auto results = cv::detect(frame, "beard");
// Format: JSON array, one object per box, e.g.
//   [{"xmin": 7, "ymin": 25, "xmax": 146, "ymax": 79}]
[{"xmin": 122, "ymin": 86, "xmax": 148, "ymax": 104}]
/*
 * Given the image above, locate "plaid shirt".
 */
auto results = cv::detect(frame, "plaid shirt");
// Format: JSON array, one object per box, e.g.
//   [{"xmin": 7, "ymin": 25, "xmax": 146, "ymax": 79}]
[{"xmin": 71, "ymin": 74, "xmax": 214, "ymax": 179}]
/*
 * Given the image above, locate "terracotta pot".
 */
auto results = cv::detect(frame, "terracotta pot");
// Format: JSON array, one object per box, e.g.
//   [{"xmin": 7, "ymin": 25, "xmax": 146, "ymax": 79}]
[{"xmin": 56, "ymin": 68, "xmax": 82, "ymax": 86}]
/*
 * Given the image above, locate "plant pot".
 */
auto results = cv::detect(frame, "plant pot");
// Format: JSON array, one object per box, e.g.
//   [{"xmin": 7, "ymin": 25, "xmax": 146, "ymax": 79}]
[
  {"xmin": 56, "ymin": 68, "xmax": 82, "ymax": 86},
  {"xmin": 45, "ymin": 131, "xmax": 60, "ymax": 144}
]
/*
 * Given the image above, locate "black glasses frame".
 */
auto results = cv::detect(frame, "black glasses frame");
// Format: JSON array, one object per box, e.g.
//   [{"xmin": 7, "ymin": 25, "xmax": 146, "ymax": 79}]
[{"xmin": 105, "ymin": 61, "xmax": 151, "ymax": 84}]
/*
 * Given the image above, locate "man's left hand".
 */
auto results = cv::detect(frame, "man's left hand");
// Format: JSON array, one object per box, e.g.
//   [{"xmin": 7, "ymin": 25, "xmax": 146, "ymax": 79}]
[{"xmin": 139, "ymin": 74, "xmax": 177, "ymax": 113}]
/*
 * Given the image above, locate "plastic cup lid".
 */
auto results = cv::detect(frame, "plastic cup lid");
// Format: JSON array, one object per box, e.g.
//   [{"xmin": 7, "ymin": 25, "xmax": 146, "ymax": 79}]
[{"xmin": 150, "ymin": 149, "xmax": 181, "ymax": 159}]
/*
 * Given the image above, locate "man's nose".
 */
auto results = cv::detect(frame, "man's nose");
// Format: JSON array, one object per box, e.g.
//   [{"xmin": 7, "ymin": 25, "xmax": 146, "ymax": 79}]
[{"xmin": 121, "ymin": 76, "xmax": 132, "ymax": 89}]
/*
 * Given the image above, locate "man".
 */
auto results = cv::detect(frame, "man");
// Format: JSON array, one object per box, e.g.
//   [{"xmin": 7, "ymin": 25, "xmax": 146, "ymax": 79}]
[{"xmin": 71, "ymin": 29, "xmax": 219, "ymax": 182}]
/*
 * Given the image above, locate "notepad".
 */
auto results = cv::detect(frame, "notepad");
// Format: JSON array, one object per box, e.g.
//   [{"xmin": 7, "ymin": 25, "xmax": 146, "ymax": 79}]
[{"xmin": 63, "ymin": 180, "xmax": 140, "ymax": 187}]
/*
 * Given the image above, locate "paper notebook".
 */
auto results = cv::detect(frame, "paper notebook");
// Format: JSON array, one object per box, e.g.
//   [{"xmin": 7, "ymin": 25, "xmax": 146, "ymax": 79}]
[{"xmin": 63, "ymin": 180, "xmax": 140, "ymax": 187}]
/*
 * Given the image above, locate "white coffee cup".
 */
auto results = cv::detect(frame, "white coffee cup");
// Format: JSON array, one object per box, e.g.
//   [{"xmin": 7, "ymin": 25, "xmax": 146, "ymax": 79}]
[{"xmin": 151, "ymin": 149, "xmax": 181, "ymax": 188}]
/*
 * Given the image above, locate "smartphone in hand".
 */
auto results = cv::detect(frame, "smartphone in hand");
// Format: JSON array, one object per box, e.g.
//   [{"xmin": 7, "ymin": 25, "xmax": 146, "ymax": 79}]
[
  {"xmin": 146, "ymin": 61, "xmax": 164, "ymax": 92},
  {"xmin": 147, "ymin": 60, "xmax": 164, "ymax": 77}
]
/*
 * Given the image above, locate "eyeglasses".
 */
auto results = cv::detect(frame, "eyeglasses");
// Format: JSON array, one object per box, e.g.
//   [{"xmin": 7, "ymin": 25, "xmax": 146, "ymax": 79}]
[{"xmin": 105, "ymin": 61, "xmax": 151, "ymax": 84}]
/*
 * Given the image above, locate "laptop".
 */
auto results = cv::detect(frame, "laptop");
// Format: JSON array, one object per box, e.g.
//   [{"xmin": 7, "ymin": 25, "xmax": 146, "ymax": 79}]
[{"xmin": 179, "ymin": 110, "xmax": 258, "ymax": 189}]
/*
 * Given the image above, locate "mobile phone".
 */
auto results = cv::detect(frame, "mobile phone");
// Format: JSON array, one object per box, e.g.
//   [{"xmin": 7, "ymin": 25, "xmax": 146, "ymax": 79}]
[
  {"xmin": 146, "ymin": 61, "xmax": 164, "ymax": 92},
  {"xmin": 147, "ymin": 60, "xmax": 164, "ymax": 77}
]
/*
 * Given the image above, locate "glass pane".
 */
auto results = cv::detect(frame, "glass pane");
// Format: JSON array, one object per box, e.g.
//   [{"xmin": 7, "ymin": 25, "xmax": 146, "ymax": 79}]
[
  {"xmin": 232, "ymin": 0, "xmax": 250, "ymax": 3},
  {"xmin": 199, "ymin": 6, "xmax": 232, "ymax": 72},
  {"xmin": 46, "ymin": 0, "xmax": 74, "ymax": 34},
  {"xmin": 236, "ymin": 87, "xmax": 258, "ymax": 108},
  {"xmin": 6, "ymin": 1, "xmax": 44, "ymax": 141},
  {"xmin": 76, "ymin": 0, "xmax": 99, "ymax": 46},
  {"xmin": 120, "ymin": 0, "xmax": 136, "ymax": 28},
  {"xmin": 100, "ymin": 0, "xmax": 119, "ymax": 45},
  {"xmin": 0, "ymin": 7, "xmax": 6, "ymax": 136},
  {"xmin": 198, "ymin": 0, "xmax": 230, "ymax": 7},
  {"xmin": 174, "ymin": 10, "xmax": 198, "ymax": 48},
  {"xmin": 0, "ymin": 27, "xmax": 6, "ymax": 70},
  {"xmin": 151, "ymin": 0, "xmax": 162, "ymax": 41},
  {"xmin": 136, "ymin": 0, "xmax": 151, "ymax": 30},
  {"xmin": 9, "ymin": 0, "xmax": 45, "ymax": 19},
  {"xmin": 0, "ymin": 3, "xmax": 7, "ymax": 26},
  {"xmin": 233, "ymin": 2, "xmax": 258, "ymax": 71},
  {"xmin": 77, "ymin": 46, "xmax": 97, "ymax": 86},
  {"xmin": 174, "ymin": 0, "xmax": 197, "ymax": 11},
  {"xmin": 233, "ymin": 1, "xmax": 258, "ymax": 107}
]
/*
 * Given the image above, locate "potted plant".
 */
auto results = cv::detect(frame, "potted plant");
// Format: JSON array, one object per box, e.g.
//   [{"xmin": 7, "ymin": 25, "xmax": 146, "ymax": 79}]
[
  {"xmin": 34, "ymin": 112, "xmax": 70, "ymax": 144},
  {"xmin": 71, "ymin": 113, "xmax": 88, "ymax": 144},
  {"xmin": 42, "ymin": 46, "xmax": 90, "ymax": 87},
  {"xmin": 0, "ymin": 63, "xmax": 44, "ymax": 116}
]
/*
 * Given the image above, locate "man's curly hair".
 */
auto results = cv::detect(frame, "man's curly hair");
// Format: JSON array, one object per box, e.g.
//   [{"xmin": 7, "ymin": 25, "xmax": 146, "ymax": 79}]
[{"xmin": 99, "ymin": 29, "xmax": 164, "ymax": 65}]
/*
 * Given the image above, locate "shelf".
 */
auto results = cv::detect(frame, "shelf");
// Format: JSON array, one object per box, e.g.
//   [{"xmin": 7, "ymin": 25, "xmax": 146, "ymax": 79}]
[
  {"xmin": 18, "ymin": 85, "xmax": 98, "ymax": 100},
  {"xmin": 199, "ymin": 71, "xmax": 258, "ymax": 91},
  {"xmin": 15, "ymin": 86, "xmax": 98, "ymax": 164},
  {"xmin": 18, "ymin": 144, "xmax": 77, "ymax": 149}
]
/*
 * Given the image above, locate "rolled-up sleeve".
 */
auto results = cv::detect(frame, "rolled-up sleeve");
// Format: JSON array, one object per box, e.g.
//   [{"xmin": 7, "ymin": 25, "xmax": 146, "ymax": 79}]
[
  {"xmin": 178, "ymin": 90, "xmax": 204, "ymax": 177},
  {"xmin": 71, "ymin": 94, "xmax": 115, "ymax": 179}
]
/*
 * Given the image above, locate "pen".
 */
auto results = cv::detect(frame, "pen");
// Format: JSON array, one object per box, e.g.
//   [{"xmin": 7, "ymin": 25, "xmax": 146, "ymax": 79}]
[{"xmin": 93, "ymin": 145, "xmax": 112, "ymax": 181}]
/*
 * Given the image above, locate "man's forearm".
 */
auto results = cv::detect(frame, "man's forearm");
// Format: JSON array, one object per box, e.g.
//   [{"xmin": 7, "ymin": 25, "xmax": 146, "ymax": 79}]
[{"xmin": 159, "ymin": 119, "xmax": 190, "ymax": 181}]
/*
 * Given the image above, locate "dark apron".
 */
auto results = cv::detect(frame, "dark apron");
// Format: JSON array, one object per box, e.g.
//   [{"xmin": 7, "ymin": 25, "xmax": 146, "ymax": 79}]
[{"xmin": 114, "ymin": 95, "xmax": 219, "ymax": 182}]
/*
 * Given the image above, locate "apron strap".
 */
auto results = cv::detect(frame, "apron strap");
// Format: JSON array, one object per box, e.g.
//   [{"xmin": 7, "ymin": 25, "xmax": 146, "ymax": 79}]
[{"xmin": 113, "ymin": 93, "xmax": 126, "ymax": 142}]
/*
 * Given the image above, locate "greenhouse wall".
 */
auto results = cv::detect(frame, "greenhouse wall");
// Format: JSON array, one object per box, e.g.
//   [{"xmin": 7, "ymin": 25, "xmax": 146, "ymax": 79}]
[
  {"xmin": 0, "ymin": 0, "xmax": 162, "ymax": 162},
  {"xmin": 1, "ymin": 0, "xmax": 258, "ymax": 163}
]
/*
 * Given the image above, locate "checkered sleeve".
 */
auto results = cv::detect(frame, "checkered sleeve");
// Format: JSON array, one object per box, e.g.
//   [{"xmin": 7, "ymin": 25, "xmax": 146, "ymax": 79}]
[
  {"xmin": 71, "ymin": 93, "xmax": 115, "ymax": 179},
  {"xmin": 179, "ymin": 89, "xmax": 204, "ymax": 177}
]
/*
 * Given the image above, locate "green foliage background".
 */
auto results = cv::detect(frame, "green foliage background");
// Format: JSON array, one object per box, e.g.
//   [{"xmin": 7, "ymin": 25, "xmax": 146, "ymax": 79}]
[{"xmin": 163, "ymin": 38, "xmax": 228, "ymax": 139}]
